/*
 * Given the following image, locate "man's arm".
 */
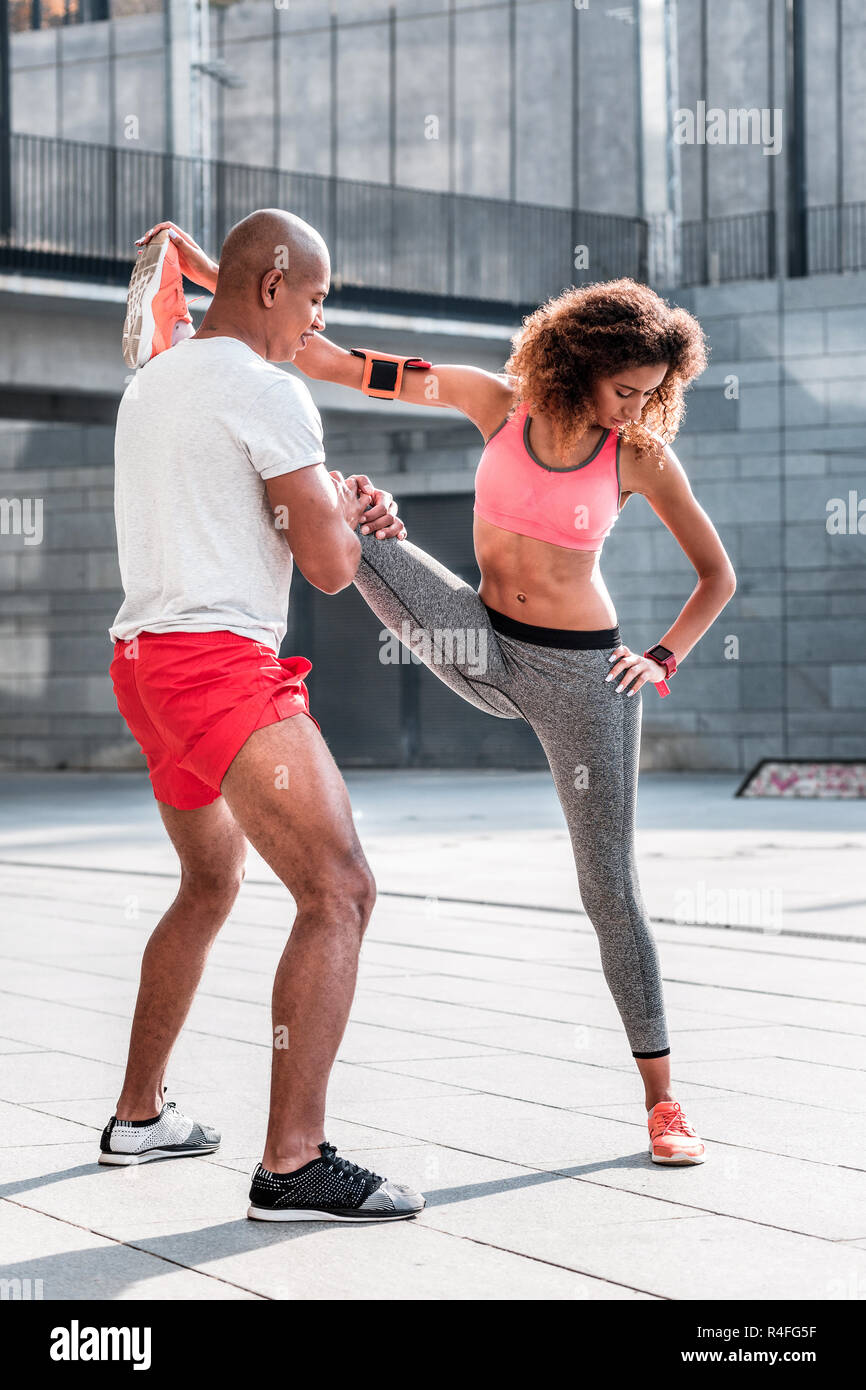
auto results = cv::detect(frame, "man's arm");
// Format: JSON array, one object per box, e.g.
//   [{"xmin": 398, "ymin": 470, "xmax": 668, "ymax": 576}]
[
  {"xmin": 265, "ymin": 464, "xmax": 366, "ymax": 594},
  {"xmin": 295, "ymin": 335, "xmax": 514, "ymax": 440}
]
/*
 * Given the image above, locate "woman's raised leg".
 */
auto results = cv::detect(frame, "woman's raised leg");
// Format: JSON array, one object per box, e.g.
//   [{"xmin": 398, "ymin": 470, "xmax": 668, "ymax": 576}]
[{"xmin": 354, "ymin": 533, "xmax": 523, "ymax": 720}]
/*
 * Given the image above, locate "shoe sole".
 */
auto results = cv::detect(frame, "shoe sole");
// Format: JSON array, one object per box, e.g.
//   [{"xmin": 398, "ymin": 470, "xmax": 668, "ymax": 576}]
[
  {"xmin": 649, "ymin": 1147, "xmax": 705, "ymax": 1165},
  {"xmin": 246, "ymin": 1203, "xmax": 424, "ymax": 1223},
  {"xmin": 121, "ymin": 233, "xmax": 169, "ymax": 370},
  {"xmin": 99, "ymin": 1145, "xmax": 219, "ymax": 1166}
]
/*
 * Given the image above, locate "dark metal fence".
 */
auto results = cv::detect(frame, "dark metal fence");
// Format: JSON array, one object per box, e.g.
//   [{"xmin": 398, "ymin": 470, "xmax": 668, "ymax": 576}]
[
  {"xmin": 806, "ymin": 202, "xmax": 866, "ymax": 275},
  {"xmin": 678, "ymin": 210, "xmax": 776, "ymax": 288},
  {"xmin": 0, "ymin": 132, "xmax": 647, "ymax": 310},
  {"xmin": 2, "ymin": 134, "xmax": 863, "ymax": 298}
]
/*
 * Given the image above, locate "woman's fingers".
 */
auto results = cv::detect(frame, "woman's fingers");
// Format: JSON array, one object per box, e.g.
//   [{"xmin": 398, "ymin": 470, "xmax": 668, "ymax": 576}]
[
  {"xmin": 360, "ymin": 492, "xmax": 397, "ymax": 535},
  {"xmin": 373, "ymin": 517, "xmax": 406, "ymax": 539},
  {"xmin": 135, "ymin": 223, "xmax": 167, "ymax": 246},
  {"xmin": 616, "ymin": 663, "xmax": 643, "ymax": 693},
  {"xmin": 135, "ymin": 220, "xmax": 188, "ymax": 247},
  {"xmin": 605, "ymin": 646, "xmax": 635, "ymax": 683},
  {"xmin": 605, "ymin": 647, "xmax": 647, "ymax": 693}
]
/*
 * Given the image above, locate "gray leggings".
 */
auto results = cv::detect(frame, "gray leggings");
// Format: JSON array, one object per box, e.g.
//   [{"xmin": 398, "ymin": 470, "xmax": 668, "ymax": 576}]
[{"xmin": 354, "ymin": 533, "xmax": 669, "ymax": 1057}]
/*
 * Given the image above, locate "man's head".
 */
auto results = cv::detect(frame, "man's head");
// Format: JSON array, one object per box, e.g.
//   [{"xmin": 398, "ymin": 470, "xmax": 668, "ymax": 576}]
[{"xmin": 210, "ymin": 209, "xmax": 330, "ymax": 361}]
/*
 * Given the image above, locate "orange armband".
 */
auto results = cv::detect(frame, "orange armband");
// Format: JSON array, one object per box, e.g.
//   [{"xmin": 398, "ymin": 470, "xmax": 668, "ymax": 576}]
[{"xmin": 349, "ymin": 349, "xmax": 432, "ymax": 400}]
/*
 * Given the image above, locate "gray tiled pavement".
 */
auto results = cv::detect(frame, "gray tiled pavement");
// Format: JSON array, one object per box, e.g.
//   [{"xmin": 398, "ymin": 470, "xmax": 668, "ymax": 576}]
[{"xmin": 0, "ymin": 770, "xmax": 865, "ymax": 1301}]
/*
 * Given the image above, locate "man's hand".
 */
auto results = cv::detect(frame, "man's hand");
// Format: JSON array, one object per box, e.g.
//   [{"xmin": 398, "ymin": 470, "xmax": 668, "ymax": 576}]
[
  {"xmin": 135, "ymin": 222, "xmax": 219, "ymax": 293},
  {"xmin": 344, "ymin": 473, "xmax": 407, "ymax": 540}
]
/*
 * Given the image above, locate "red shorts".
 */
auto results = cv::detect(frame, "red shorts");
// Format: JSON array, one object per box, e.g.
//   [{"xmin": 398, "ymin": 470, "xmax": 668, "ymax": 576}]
[{"xmin": 110, "ymin": 630, "xmax": 319, "ymax": 810}]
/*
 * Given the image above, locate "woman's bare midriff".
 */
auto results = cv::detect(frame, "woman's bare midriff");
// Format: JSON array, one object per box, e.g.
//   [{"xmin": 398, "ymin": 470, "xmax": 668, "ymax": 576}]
[{"xmin": 473, "ymin": 516, "xmax": 618, "ymax": 630}]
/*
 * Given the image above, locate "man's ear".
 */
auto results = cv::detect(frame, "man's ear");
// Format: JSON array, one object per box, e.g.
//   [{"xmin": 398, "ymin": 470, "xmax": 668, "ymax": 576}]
[{"xmin": 260, "ymin": 268, "xmax": 283, "ymax": 308}]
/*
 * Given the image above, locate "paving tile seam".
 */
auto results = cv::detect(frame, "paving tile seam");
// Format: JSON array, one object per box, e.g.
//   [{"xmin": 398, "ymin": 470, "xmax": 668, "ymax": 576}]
[
  {"xmin": 7, "ymin": 1120, "xmax": 862, "ymax": 1250},
  {"xmin": 9, "ymin": 885, "xmax": 866, "ymax": 968},
  {"xmin": 3, "ymin": 948, "xmax": 864, "ymax": 1025},
  {"xmin": 671, "ymin": 1053, "xmax": 866, "ymax": 1076},
  {"xmin": 2, "ymin": 860, "xmax": 865, "ymax": 944},
  {"xmin": 0, "ymin": 1196, "xmax": 270, "ymax": 1299},
  {"xmin": 0, "ymin": 1021, "xmax": 174, "ymax": 1076},
  {"xmin": 0, "ymin": 949, "xmax": 288, "ymax": 987},
  {"xmin": 0, "ymin": 907, "xmax": 143, "ymax": 938},
  {"xmin": 0, "ymin": 1168, "xmax": 663, "ymax": 1299},
  {"xmin": 410, "ymin": 1220, "xmax": 670, "ymax": 1298},
  {"xmin": 363, "ymin": 928, "xmax": 866, "ymax": 968},
  {"xmin": 395, "ymin": 1041, "xmax": 866, "ymax": 1075},
  {"xmin": 321, "ymin": 1114, "xmax": 864, "ymax": 1242},
  {"xmin": 8, "ymin": 887, "xmax": 866, "ymax": 971},
  {"xmin": 7, "ymin": 946, "xmax": 865, "ymax": 1045},
  {"xmin": 358, "ymin": 984, "xmax": 866, "ymax": 1039},
  {"xmin": 361, "ymin": 935, "xmax": 866, "ymax": 975},
  {"xmin": 539, "ymin": 1174, "xmax": 866, "ymax": 1247},
  {"xmin": 359, "ymin": 982, "xmax": 866, "ymax": 1033},
  {"xmin": 363, "ymin": 1059, "xmax": 866, "ymax": 1124},
  {"xmin": 567, "ymin": 1106, "xmax": 866, "ymax": 1173},
  {"xmin": 0, "ymin": 984, "xmax": 534, "ymax": 1067},
  {"xmin": 2, "ymin": 981, "xmax": 863, "ymax": 1089},
  {"xmin": 5, "ymin": 1099, "xmax": 125, "ymax": 1137},
  {"xmin": 359, "ymin": 963, "xmax": 866, "ymax": 1010},
  {"xmin": 0, "ymin": 1139, "xmax": 95, "ymax": 1151}
]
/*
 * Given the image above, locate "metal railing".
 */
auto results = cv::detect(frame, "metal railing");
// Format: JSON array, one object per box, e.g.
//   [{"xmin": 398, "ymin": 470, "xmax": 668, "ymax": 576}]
[
  {"xmin": 3, "ymin": 134, "xmax": 863, "ymax": 298},
  {"xmin": 806, "ymin": 202, "xmax": 866, "ymax": 275},
  {"xmin": 677, "ymin": 210, "xmax": 776, "ymax": 288},
  {"xmin": 0, "ymin": 132, "xmax": 647, "ymax": 310}
]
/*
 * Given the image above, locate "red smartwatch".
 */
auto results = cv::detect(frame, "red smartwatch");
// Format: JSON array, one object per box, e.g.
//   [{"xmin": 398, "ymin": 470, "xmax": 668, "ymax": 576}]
[{"xmin": 643, "ymin": 643, "xmax": 677, "ymax": 697}]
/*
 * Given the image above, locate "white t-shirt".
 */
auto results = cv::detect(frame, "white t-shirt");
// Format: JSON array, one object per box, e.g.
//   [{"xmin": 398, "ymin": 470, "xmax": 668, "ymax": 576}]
[{"xmin": 110, "ymin": 336, "xmax": 325, "ymax": 652}]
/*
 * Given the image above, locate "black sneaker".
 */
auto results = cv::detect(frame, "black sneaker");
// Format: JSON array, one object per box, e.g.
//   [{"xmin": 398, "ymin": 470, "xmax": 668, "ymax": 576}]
[
  {"xmin": 247, "ymin": 1141, "xmax": 425, "ymax": 1222},
  {"xmin": 99, "ymin": 1101, "xmax": 220, "ymax": 1165}
]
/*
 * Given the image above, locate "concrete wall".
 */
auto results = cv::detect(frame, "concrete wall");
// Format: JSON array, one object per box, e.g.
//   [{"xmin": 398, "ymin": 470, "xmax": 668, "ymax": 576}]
[
  {"xmin": 1, "ymin": 268, "xmax": 863, "ymax": 773},
  {"xmin": 10, "ymin": 0, "xmax": 866, "ymax": 219},
  {"xmin": 7, "ymin": 0, "xmax": 639, "ymax": 212}
]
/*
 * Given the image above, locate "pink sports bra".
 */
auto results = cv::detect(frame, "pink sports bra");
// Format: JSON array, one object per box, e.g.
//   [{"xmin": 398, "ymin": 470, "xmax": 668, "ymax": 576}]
[{"xmin": 473, "ymin": 401, "xmax": 622, "ymax": 552}]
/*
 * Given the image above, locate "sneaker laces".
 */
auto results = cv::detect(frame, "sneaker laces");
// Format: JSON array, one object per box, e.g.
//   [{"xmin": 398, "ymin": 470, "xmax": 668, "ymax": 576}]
[
  {"xmin": 320, "ymin": 1142, "xmax": 382, "ymax": 1186},
  {"xmin": 654, "ymin": 1103, "xmax": 697, "ymax": 1139}
]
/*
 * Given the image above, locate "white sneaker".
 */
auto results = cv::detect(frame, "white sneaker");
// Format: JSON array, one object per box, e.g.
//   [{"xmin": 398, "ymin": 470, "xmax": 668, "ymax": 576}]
[{"xmin": 99, "ymin": 1100, "xmax": 220, "ymax": 1165}]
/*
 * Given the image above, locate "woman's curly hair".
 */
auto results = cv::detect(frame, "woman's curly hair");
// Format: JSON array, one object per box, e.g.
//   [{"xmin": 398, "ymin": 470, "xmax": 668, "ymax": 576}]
[{"xmin": 505, "ymin": 278, "xmax": 707, "ymax": 462}]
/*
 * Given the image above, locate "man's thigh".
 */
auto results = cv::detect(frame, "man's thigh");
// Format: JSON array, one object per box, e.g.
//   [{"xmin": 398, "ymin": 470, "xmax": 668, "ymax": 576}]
[
  {"xmin": 220, "ymin": 714, "xmax": 367, "ymax": 896},
  {"xmin": 157, "ymin": 797, "xmax": 248, "ymax": 885}
]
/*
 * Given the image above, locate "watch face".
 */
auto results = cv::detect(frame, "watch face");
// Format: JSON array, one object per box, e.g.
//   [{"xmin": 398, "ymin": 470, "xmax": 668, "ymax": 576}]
[{"xmin": 649, "ymin": 645, "xmax": 673, "ymax": 663}]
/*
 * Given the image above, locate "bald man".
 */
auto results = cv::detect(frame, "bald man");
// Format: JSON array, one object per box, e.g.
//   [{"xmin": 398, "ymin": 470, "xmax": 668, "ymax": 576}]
[{"xmin": 103, "ymin": 211, "xmax": 425, "ymax": 1222}]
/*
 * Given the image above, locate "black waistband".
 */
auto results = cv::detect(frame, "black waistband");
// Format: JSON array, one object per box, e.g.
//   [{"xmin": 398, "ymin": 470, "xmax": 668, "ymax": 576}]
[{"xmin": 484, "ymin": 605, "xmax": 620, "ymax": 650}]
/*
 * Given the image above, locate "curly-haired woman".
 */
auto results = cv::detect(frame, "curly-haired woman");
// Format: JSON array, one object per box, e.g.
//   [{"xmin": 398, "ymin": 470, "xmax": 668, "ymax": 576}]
[
  {"xmin": 127, "ymin": 218, "xmax": 735, "ymax": 1166},
  {"xmin": 302, "ymin": 279, "xmax": 736, "ymax": 1166}
]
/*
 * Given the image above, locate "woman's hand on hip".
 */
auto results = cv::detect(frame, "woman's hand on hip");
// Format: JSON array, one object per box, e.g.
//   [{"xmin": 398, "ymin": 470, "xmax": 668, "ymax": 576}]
[{"xmin": 605, "ymin": 645, "xmax": 667, "ymax": 696}]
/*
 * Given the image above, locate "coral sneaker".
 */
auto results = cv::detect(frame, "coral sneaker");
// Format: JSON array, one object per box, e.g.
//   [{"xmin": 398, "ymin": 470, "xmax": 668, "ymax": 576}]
[
  {"xmin": 122, "ymin": 228, "xmax": 194, "ymax": 369},
  {"xmin": 648, "ymin": 1100, "xmax": 705, "ymax": 1165}
]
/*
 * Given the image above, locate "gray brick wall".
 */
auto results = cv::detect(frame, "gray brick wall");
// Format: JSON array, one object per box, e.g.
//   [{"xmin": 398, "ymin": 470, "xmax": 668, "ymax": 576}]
[
  {"xmin": 0, "ymin": 424, "xmax": 133, "ymax": 771},
  {"xmin": 637, "ymin": 272, "xmax": 866, "ymax": 767}
]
